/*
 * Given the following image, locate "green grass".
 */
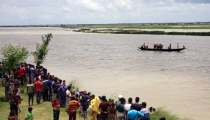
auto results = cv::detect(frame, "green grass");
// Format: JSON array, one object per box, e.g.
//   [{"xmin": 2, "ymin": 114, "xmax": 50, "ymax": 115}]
[
  {"xmin": 150, "ymin": 108, "xmax": 192, "ymax": 120},
  {"xmin": 0, "ymin": 86, "xmax": 70, "ymax": 120}
]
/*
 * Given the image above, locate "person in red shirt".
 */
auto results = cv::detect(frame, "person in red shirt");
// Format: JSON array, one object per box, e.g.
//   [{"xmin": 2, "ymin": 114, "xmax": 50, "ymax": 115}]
[
  {"xmin": 34, "ymin": 79, "xmax": 42, "ymax": 104},
  {"xmin": 15, "ymin": 67, "xmax": 22, "ymax": 80},
  {"xmin": 19, "ymin": 65, "xmax": 26, "ymax": 85},
  {"xmin": 52, "ymin": 95, "xmax": 60, "ymax": 120},
  {"xmin": 99, "ymin": 96, "xmax": 111, "ymax": 120}
]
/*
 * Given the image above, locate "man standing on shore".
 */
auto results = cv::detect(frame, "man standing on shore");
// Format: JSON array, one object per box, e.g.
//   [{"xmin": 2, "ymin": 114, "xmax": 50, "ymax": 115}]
[
  {"xmin": 99, "ymin": 96, "xmax": 111, "ymax": 120},
  {"xmin": 58, "ymin": 80, "xmax": 68, "ymax": 107},
  {"xmin": 26, "ymin": 82, "xmax": 34, "ymax": 106},
  {"xmin": 66, "ymin": 86, "xmax": 71, "ymax": 108},
  {"xmin": 133, "ymin": 97, "xmax": 142, "ymax": 111},
  {"xmin": 68, "ymin": 96, "xmax": 80, "ymax": 120},
  {"xmin": 34, "ymin": 79, "xmax": 42, "ymax": 104},
  {"xmin": 42, "ymin": 76, "xmax": 49, "ymax": 102}
]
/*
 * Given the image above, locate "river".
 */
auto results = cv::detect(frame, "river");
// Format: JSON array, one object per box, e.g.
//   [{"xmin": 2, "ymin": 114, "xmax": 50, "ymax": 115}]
[{"xmin": 0, "ymin": 27, "xmax": 210, "ymax": 120}]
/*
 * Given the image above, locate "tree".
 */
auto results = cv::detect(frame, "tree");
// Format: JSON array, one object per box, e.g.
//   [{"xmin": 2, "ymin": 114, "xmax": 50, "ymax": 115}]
[
  {"xmin": 0, "ymin": 44, "xmax": 29, "ymax": 99},
  {"xmin": 0, "ymin": 44, "xmax": 29, "ymax": 74},
  {"xmin": 32, "ymin": 33, "xmax": 52, "ymax": 66}
]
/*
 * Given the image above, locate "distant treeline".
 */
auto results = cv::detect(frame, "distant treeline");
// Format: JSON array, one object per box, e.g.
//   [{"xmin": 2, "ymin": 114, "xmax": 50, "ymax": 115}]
[{"xmin": 91, "ymin": 30, "xmax": 210, "ymax": 36}]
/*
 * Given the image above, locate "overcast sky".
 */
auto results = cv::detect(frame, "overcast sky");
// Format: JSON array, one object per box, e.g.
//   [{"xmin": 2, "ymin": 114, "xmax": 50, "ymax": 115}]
[{"xmin": 0, "ymin": 0, "xmax": 210, "ymax": 25}]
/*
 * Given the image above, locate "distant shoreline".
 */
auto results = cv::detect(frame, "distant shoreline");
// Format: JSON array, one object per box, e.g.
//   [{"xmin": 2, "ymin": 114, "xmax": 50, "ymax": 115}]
[{"xmin": 73, "ymin": 29, "xmax": 210, "ymax": 36}]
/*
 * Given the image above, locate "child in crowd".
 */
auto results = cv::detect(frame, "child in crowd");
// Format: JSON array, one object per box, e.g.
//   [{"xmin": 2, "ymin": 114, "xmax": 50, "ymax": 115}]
[
  {"xmin": 25, "ymin": 107, "xmax": 34, "ymax": 120},
  {"xmin": 152, "ymin": 108, "xmax": 156, "ymax": 114},
  {"xmin": 52, "ymin": 95, "xmax": 60, "ymax": 120},
  {"xmin": 149, "ymin": 107, "xmax": 153, "ymax": 113},
  {"xmin": 149, "ymin": 106, "xmax": 156, "ymax": 114}
]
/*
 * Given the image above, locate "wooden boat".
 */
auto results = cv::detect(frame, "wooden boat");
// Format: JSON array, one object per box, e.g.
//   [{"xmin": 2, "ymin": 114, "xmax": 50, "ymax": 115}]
[{"xmin": 138, "ymin": 47, "xmax": 186, "ymax": 52}]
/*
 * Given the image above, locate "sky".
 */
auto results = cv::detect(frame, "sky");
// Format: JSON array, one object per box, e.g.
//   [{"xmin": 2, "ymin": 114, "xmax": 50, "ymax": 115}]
[{"xmin": 0, "ymin": 0, "xmax": 210, "ymax": 25}]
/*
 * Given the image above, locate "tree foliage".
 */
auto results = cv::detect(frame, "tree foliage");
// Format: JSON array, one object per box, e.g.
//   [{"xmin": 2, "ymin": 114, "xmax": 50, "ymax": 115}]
[
  {"xmin": 0, "ymin": 44, "xmax": 29, "ymax": 72},
  {"xmin": 32, "ymin": 33, "xmax": 52, "ymax": 66}
]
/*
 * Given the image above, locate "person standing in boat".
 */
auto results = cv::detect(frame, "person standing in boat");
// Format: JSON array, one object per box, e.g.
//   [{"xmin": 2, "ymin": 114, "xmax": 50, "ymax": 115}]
[
  {"xmin": 141, "ymin": 43, "xmax": 145, "ymax": 48},
  {"xmin": 159, "ymin": 44, "xmax": 163, "ymax": 49},
  {"xmin": 177, "ymin": 43, "xmax": 179, "ymax": 48}
]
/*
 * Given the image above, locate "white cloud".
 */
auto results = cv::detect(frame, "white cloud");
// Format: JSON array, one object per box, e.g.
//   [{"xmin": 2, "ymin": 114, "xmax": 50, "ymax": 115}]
[{"xmin": 0, "ymin": 0, "xmax": 209, "ymax": 25}]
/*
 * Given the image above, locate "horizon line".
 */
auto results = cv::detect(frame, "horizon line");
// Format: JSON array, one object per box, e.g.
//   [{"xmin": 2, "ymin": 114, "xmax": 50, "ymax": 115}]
[{"xmin": 1, "ymin": 21, "xmax": 210, "ymax": 27}]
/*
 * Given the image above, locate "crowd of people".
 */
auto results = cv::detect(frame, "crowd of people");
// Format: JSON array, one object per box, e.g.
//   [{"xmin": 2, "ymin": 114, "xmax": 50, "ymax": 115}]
[
  {"xmin": 140, "ymin": 43, "xmax": 164, "ymax": 49},
  {"xmin": 154, "ymin": 44, "xmax": 163, "ymax": 49},
  {"xmin": 0, "ymin": 62, "xmax": 166, "ymax": 120}
]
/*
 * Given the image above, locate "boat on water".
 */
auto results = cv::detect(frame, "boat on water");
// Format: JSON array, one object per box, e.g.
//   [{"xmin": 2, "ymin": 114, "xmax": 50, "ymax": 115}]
[{"xmin": 138, "ymin": 47, "xmax": 186, "ymax": 52}]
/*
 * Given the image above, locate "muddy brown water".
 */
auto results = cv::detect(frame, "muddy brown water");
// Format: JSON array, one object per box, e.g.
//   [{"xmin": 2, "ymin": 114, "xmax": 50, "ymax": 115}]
[{"xmin": 0, "ymin": 27, "xmax": 210, "ymax": 120}]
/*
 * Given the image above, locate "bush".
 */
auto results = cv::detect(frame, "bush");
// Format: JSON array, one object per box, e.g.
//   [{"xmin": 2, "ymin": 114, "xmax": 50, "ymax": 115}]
[
  {"xmin": 0, "ymin": 44, "xmax": 29, "ymax": 72},
  {"xmin": 0, "ymin": 95, "xmax": 7, "ymax": 102}
]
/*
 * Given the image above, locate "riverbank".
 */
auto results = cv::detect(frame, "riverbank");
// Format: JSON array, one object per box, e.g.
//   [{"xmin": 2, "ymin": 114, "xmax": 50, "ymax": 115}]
[{"xmin": 0, "ymin": 85, "xmax": 190, "ymax": 120}]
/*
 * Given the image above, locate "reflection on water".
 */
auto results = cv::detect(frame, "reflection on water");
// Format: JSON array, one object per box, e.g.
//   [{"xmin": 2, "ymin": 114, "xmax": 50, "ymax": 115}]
[{"xmin": 0, "ymin": 27, "xmax": 210, "ymax": 120}]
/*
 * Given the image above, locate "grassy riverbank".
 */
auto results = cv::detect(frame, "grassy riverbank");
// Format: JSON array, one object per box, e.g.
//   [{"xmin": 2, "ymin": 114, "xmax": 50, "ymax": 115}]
[
  {"xmin": 74, "ymin": 29, "xmax": 210, "ymax": 36},
  {"xmin": 90, "ymin": 29, "xmax": 210, "ymax": 36},
  {"xmin": 0, "ymin": 86, "xmax": 190, "ymax": 120},
  {"xmin": 0, "ymin": 86, "xmax": 69, "ymax": 120}
]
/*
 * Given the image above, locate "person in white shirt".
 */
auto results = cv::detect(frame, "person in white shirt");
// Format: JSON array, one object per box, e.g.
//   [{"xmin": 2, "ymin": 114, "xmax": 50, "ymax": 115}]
[
  {"xmin": 140, "ymin": 102, "xmax": 150, "ymax": 120},
  {"xmin": 66, "ymin": 86, "xmax": 71, "ymax": 108},
  {"xmin": 124, "ymin": 97, "xmax": 132, "ymax": 114},
  {"xmin": 26, "ymin": 83, "xmax": 34, "ymax": 106}
]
